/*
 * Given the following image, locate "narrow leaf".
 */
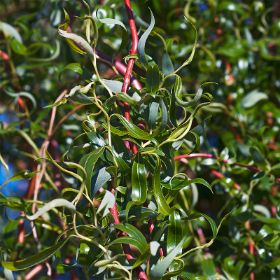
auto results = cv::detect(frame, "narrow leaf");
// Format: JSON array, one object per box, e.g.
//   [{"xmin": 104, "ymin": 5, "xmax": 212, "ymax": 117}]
[
  {"xmin": 0, "ymin": 21, "xmax": 22, "ymax": 42},
  {"xmin": 138, "ymin": 9, "xmax": 155, "ymax": 63},
  {"xmin": 63, "ymin": 63, "xmax": 83, "ymax": 75},
  {"xmin": 110, "ymin": 114, "xmax": 153, "ymax": 141},
  {"xmin": 2, "ymin": 238, "xmax": 69, "ymax": 270},
  {"xmin": 153, "ymin": 158, "xmax": 171, "ymax": 216},
  {"xmin": 78, "ymin": 147, "xmax": 105, "ymax": 195},
  {"xmin": 167, "ymin": 210, "xmax": 183, "ymax": 253},
  {"xmin": 98, "ymin": 17, "xmax": 127, "ymax": 31},
  {"xmin": 26, "ymin": 199, "xmax": 75, "ymax": 220},
  {"xmin": 241, "ymin": 90, "xmax": 267, "ymax": 108},
  {"xmin": 114, "ymin": 223, "xmax": 148, "ymax": 252},
  {"xmin": 131, "ymin": 160, "xmax": 147, "ymax": 204},
  {"xmin": 151, "ymin": 238, "xmax": 185, "ymax": 278},
  {"xmin": 97, "ymin": 190, "xmax": 115, "ymax": 218},
  {"xmin": 58, "ymin": 29, "xmax": 94, "ymax": 57},
  {"xmin": 92, "ymin": 167, "xmax": 111, "ymax": 196}
]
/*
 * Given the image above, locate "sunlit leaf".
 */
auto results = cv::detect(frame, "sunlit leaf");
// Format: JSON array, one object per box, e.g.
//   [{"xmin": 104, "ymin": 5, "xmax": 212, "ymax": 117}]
[
  {"xmin": 131, "ymin": 159, "xmax": 147, "ymax": 204},
  {"xmin": 26, "ymin": 198, "xmax": 76, "ymax": 220}
]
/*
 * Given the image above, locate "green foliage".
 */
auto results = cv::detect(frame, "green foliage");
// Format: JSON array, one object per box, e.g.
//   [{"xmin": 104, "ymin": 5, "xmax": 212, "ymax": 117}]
[{"xmin": 0, "ymin": 0, "xmax": 280, "ymax": 279}]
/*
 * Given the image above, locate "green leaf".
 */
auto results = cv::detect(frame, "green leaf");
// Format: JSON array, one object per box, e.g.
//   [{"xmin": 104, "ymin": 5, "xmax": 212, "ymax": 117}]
[
  {"xmin": 58, "ymin": 29, "xmax": 94, "ymax": 57},
  {"xmin": 97, "ymin": 190, "xmax": 115, "ymax": 218},
  {"xmin": 151, "ymin": 238, "xmax": 185, "ymax": 278},
  {"xmin": 117, "ymin": 92, "xmax": 138, "ymax": 106},
  {"xmin": 241, "ymin": 90, "xmax": 267, "ymax": 108},
  {"xmin": 102, "ymin": 79, "xmax": 123, "ymax": 93},
  {"xmin": 26, "ymin": 198, "xmax": 76, "ymax": 220},
  {"xmin": 98, "ymin": 17, "xmax": 127, "ymax": 31},
  {"xmin": 166, "ymin": 102, "xmax": 209, "ymax": 143},
  {"xmin": 110, "ymin": 114, "xmax": 153, "ymax": 141},
  {"xmin": 138, "ymin": 9, "xmax": 155, "ymax": 63},
  {"xmin": 160, "ymin": 99, "xmax": 168, "ymax": 128},
  {"xmin": 10, "ymin": 39, "xmax": 27, "ymax": 55},
  {"xmin": 200, "ymin": 213, "xmax": 218, "ymax": 238},
  {"xmin": 92, "ymin": 167, "xmax": 111, "ymax": 196},
  {"xmin": 114, "ymin": 223, "xmax": 148, "ymax": 253},
  {"xmin": 131, "ymin": 159, "xmax": 147, "ymax": 204},
  {"xmin": 78, "ymin": 147, "xmax": 105, "ymax": 195},
  {"xmin": 0, "ymin": 21, "xmax": 22, "ymax": 42},
  {"xmin": 2, "ymin": 238, "xmax": 69, "ymax": 270},
  {"xmin": 8, "ymin": 170, "xmax": 36, "ymax": 182},
  {"xmin": 146, "ymin": 65, "xmax": 161, "ymax": 92},
  {"xmin": 217, "ymin": 40, "xmax": 246, "ymax": 58},
  {"xmin": 249, "ymin": 146, "xmax": 265, "ymax": 164},
  {"xmin": 148, "ymin": 101, "xmax": 159, "ymax": 128},
  {"xmin": 63, "ymin": 63, "xmax": 83, "ymax": 75},
  {"xmin": 5, "ymin": 90, "xmax": 37, "ymax": 112},
  {"xmin": 201, "ymin": 255, "xmax": 216, "ymax": 277},
  {"xmin": 173, "ymin": 18, "xmax": 197, "ymax": 74},
  {"xmin": 153, "ymin": 158, "xmax": 171, "ymax": 216},
  {"xmin": 167, "ymin": 210, "xmax": 183, "ymax": 254},
  {"xmin": 189, "ymin": 178, "xmax": 213, "ymax": 193},
  {"xmin": 162, "ymin": 52, "xmax": 174, "ymax": 75},
  {"xmin": 111, "ymin": 237, "xmax": 146, "ymax": 253},
  {"xmin": 0, "ymin": 194, "xmax": 25, "ymax": 210}
]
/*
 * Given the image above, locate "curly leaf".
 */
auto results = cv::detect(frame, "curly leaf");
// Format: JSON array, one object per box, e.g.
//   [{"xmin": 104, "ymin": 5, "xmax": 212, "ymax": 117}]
[
  {"xmin": 26, "ymin": 199, "xmax": 75, "ymax": 220},
  {"xmin": 138, "ymin": 9, "xmax": 155, "ymax": 63},
  {"xmin": 58, "ymin": 29, "xmax": 94, "ymax": 57},
  {"xmin": 153, "ymin": 158, "xmax": 171, "ymax": 216}
]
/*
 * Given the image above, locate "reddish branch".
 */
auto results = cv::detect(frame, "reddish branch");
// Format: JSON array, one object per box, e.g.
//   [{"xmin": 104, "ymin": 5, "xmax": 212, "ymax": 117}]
[
  {"xmin": 96, "ymin": 50, "xmax": 142, "ymax": 91},
  {"xmin": 122, "ymin": 0, "xmax": 139, "ymax": 94},
  {"xmin": 110, "ymin": 0, "xmax": 140, "ymax": 223},
  {"xmin": 0, "ymin": 50, "xmax": 10, "ymax": 61},
  {"xmin": 174, "ymin": 153, "xmax": 260, "ymax": 173},
  {"xmin": 108, "ymin": 2, "xmax": 148, "ymax": 279}
]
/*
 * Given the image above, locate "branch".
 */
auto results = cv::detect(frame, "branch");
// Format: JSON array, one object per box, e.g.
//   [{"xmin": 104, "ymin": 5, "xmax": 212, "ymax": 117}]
[
  {"xmin": 122, "ymin": 0, "xmax": 139, "ymax": 94},
  {"xmin": 107, "ymin": 2, "xmax": 148, "ymax": 279},
  {"xmin": 95, "ymin": 50, "xmax": 142, "ymax": 91},
  {"xmin": 174, "ymin": 153, "xmax": 260, "ymax": 173}
]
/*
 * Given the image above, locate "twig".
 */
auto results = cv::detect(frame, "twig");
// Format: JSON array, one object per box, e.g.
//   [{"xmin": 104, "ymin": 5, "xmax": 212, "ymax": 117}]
[
  {"xmin": 51, "ymin": 104, "xmax": 85, "ymax": 137},
  {"xmin": 107, "ymin": 2, "xmax": 148, "ymax": 279},
  {"xmin": 95, "ymin": 50, "xmax": 142, "ymax": 91},
  {"xmin": 174, "ymin": 153, "xmax": 260, "ymax": 173},
  {"xmin": 32, "ymin": 90, "xmax": 67, "ymax": 215}
]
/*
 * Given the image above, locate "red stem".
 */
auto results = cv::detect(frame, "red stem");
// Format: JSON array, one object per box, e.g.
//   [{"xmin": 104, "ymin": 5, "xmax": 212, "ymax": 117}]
[
  {"xmin": 211, "ymin": 169, "xmax": 240, "ymax": 190},
  {"xmin": 121, "ymin": 0, "xmax": 139, "ymax": 122},
  {"xmin": 174, "ymin": 153, "xmax": 260, "ymax": 173},
  {"xmin": 108, "ymin": 2, "xmax": 148, "ymax": 279},
  {"xmin": 122, "ymin": 0, "xmax": 138, "ymax": 94},
  {"xmin": 0, "ymin": 50, "xmax": 9, "ymax": 61}
]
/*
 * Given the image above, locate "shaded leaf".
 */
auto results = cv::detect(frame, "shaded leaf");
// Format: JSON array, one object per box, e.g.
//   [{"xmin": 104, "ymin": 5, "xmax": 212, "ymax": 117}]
[
  {"xmin": 78, "ymin": 147, "xmax": 105, "ymax": 195},
  {"xmin": 2, "ymin": 238, "xmax": 69, "ymax": 270},
  {"xmin": 138, "ymin": 9, "xmax": 155, "ymax": 63},
  {"xmin": 63, "ymin": 63, "xmax": 83, "ymax": 75},
  {"xmin": 153, "ymin": 158, "xmax": 171, "ymax": 216}
]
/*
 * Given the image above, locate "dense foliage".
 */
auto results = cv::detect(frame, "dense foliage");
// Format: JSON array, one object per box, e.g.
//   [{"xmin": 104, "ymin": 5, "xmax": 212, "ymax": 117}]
[{"xmin": 0, "ymin": 0, "xmax": 280, "ymax": 279}]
